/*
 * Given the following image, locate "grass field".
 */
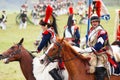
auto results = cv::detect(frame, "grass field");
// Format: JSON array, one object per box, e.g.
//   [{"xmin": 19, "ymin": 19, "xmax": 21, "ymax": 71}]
[{"xmin": 0, "ymin": 6, "xmax": 119, "ymax": 80}]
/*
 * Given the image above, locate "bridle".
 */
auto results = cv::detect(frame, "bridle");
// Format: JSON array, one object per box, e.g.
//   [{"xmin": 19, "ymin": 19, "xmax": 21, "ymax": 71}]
[
  {"xmin": 45, "ymin": 41, "xmax": 78, "ymax": 63},
  {"xmin": 45, "ymin": 42, "xmax": 62, "ymax": 62},
  {"xmin": 3, "ymin": 44, "xmax": 21, "ymax": 59}
]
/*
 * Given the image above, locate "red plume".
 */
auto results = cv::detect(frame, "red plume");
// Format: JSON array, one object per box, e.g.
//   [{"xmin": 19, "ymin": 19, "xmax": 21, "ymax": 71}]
[
  {"xmin": 96, "ymin": 0, "xmax": 101, "ymax": 17},
  {"xmin": 44, "ymin": 5, "xmax": 53, "ymax": 23},
  {"xmin": 119, "ymin": 10, "xmax": 120, "ymax": 14},
  {"xmin": 69, "ymin": 6, "xmax": 74, "ymax": 15}
]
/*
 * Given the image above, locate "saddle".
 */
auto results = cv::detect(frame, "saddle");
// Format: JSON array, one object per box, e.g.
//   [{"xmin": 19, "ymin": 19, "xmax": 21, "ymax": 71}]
[
  {"xmin": 82, "ymin": 53, "xmax": 108, "ymax": 74},
  {"xmin": 84, "ymin": 53, "xmax": 120, "ymax": 76},
  {"xmin": 109, "ymin": 58, "xmax": 120, "ymax": 76}
]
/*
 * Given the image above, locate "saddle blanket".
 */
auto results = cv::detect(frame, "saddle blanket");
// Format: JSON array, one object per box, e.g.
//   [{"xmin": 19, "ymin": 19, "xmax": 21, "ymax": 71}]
[{"xmin": 110, "ymin": 58, "xmax": 120, "ymax": 76}]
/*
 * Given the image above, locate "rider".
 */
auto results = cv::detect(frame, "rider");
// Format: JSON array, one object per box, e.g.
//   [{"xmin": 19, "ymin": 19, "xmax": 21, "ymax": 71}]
[
  {"xmin": 0, "ymin": 10, "xmax": 7, "ymax": 30},
  {"xmin": 19, "ymin": 11, "xmax": 27, "ymax": 29},
  {"xmin": 115, "ymin": 9, "xmax": 120, "ymax": 41},
  {"xmin": 79, "ymin": 14, "xmax": 113, "ymax": 80},
  {"xmin": 63, "ymin": 6, "xmax": 80, "ymax": 47},
  {"xmin": 35, "ymin": 5, "xmax": 58, "ymax": 53},
  {"xmin": 35, "ymin": 5, "xmax": 62, "ymax": 80}
]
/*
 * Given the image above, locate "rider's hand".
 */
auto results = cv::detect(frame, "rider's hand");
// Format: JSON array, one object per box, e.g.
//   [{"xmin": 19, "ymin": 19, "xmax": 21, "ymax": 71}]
[
  {"xmin": 37, "ymin": 50, "xmax": 41, "ymax": 53},
  {"xmin": 79, "ymin": 47, "xmax": 93, "ymax": 53},
  {"xmin": 34, "ymin": 40, "xmax": 40, "ymax": 46}
]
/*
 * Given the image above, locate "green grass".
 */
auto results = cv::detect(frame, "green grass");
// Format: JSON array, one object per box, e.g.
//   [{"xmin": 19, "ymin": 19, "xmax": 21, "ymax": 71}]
[{"xmin": 0, "ymin": 6, "xmax": 119, "ymax": 80}]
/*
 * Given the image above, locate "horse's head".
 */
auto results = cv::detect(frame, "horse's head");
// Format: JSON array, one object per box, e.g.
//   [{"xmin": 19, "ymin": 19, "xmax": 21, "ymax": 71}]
[
  {"xmin": 0, "ymin": 38, "xmax": 24, "ymax": 64},
  {"xmin": 43, "ymin": 37, "xmax": 64, "ymax": 64}
]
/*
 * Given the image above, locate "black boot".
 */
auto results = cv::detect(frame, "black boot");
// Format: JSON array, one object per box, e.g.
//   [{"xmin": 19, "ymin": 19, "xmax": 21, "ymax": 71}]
[
  {"xmin": 49, "ymin": 68, "xmax": 62, "ymax": 80},
  {"xmin": 94, "ymin": 67, "xmax": 107, "ymax": 80}
]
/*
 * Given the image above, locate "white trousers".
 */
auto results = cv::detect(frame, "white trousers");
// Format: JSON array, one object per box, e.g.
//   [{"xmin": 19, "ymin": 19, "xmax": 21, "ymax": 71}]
[
  {"xmin": 0, "ymin": 22, "xmax": 6, "ymax": 30},
  {"xmin": 19, "ymin": 20, "xmax": 27, "ymax": 29}
]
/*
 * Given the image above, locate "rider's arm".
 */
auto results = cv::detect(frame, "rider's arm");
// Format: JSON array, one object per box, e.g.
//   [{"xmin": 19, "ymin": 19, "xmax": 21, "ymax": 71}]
[
  {"xmin": 93, "ymin": 35, "xmax": 107, "ymax": 51},
  {"xmin": 79, "ymin": 30, "xmax": 108, "ymax": 53},
  {"xmin": 74, "ymin": 29, "xmax": 80, "ymax": 41},
  {"xmin": 37, "ymin": 33, "xmax": 51, "ymax": 53}
]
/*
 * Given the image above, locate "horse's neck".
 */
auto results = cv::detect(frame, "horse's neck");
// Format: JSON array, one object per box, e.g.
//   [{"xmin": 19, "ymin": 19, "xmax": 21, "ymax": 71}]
[
  {"xmin": 19, "ymin": 49, "xmax": 35, "ymax": 80},
  {"xmin": 20, "ymin": 51, "xmax": 33, "ymax": 68},
  {"xmin": 62, "ymin": 45, "xmax": 88, "ymax": 79}
]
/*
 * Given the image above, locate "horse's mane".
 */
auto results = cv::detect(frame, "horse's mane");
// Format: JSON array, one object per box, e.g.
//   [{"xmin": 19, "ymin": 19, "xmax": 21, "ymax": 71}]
[
  {"xmin": 63, "ymin": 39, "xmax": 89, "ymax": 61},
  {"xmin": 20, "ymin": 45, "xmax": 35, "ymax": 59},
  {"xmin": 27, "ymin": 50, "xmax": 35, "ymax": 59}
]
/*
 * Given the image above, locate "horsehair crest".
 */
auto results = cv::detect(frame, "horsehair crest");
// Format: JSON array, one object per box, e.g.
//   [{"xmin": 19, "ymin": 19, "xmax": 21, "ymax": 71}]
[{"xmin": 18, "ymin": 38, "xmax": 24, "ymax": 45}]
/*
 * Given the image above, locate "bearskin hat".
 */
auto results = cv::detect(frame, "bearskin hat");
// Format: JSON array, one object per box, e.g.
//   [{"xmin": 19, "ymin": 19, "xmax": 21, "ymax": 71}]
[{"xmin": 39, "ymin": 5, "xmax": 53, "ymax": 26}]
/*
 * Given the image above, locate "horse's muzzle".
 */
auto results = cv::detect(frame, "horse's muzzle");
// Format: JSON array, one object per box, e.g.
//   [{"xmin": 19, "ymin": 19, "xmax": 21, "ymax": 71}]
[
  {"xmin": 0, "ymin": 54, "xmax": 9, "ymax": 64},
  {"xmin": 0, "ymin": 54, "xmax": 4, "ymax": 60}
]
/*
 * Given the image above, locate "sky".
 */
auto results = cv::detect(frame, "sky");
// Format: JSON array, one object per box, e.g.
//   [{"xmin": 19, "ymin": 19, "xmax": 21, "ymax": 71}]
[
  {"xmin": 0, "ymin": 0, "xmax": 25, "ymax": 11},
  {"xmin": 0, "ymin": 0, "xmax": 37, "ymax": 12},
  {"xmin": 0, "ymin": 0, "xmax": 77, "ymax": 12}
]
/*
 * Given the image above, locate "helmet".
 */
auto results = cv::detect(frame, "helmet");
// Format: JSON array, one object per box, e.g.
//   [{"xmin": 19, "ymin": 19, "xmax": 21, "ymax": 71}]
[{"xmin": 90, "ymin": 15, "xmax": 100, "ymax": 22}]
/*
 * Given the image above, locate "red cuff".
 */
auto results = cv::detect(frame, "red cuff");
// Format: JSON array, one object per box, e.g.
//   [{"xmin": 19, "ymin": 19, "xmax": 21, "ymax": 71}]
[
  {"xmin": 37, "ymin": 50, "xmax": 41, "ymax": 53},
  {"xmin": 58, "ymin": 61, "xmax": 65, "ymax": 70}
]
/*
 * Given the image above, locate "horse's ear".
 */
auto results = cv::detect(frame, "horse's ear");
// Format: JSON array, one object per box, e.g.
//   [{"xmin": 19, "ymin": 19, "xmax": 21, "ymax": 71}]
[
  {"xmin": 18, "ymin": 38, "xmax": 24, "ymax": 45},
  {"xmin": 60, "ymin": 37, "xmax": 64, "ymax": 43},
  {"xmin": 56, "ymin": 35, "xmax": 59, "ymax": 41}
]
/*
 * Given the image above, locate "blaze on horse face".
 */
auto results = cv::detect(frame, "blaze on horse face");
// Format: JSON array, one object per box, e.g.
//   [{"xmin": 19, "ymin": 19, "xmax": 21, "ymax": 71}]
[
  {"xmin": 44, "ymin": 40, "xmax": 63, "ymax": 64},
  {"xmin": 0, "ymin": 38, "xmax": 24, "ymax": 63}
]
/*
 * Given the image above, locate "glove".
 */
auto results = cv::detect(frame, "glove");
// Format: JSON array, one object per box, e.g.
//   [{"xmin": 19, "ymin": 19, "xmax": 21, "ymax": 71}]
[
  {"xmin": 79, "ymin": 47, "xmax": 93, "ymax": 53},
  {"xmin": 34, "ymin": 40, "xmax": 40, "ymax": 46}
]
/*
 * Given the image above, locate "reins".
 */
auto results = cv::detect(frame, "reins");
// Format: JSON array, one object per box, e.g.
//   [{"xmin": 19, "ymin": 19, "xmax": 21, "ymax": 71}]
[
  {"xmin": 56, "ymin": 42, "xmax": 79, "ymax": 62},
  {"xmin": 4, "ymin": 48, "xmax": 21, "ymax": 59},
  {"xmin": 45, "ymin": 41, "xmax": 79, "ymax": 63},
  {"xmin": 29, "ymin": 51, "xmax": 38, "ymax": 53},
  {"xmin": 63, "ymin": 56, "xmax": 78, "ymax": 62}
]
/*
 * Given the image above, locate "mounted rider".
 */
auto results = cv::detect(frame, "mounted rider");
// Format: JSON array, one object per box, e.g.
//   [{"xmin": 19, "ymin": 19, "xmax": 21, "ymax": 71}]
[
  {"xmin": 0, "ymin": 10, "xmax": 7, "ymax": 30},
  {"xmin": 63, "ymin": 6, "xmax": 80, "ymax": 47},
  {"xmin": 79, "ymin": 13, "xmax": 117, "ymax": 80},
  {"xmin": 35, "ymin": 5, "xmax": 58, "ymax": 53},
  {"xmin": 35, "ymin": 5, "xmax": 63, "ymax": 80}
]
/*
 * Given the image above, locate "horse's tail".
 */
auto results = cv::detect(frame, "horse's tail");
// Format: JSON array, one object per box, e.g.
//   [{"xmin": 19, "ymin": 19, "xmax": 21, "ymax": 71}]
[{"xmin": 111, "ymin": 41, "xmax": 120, "ymax": 47}]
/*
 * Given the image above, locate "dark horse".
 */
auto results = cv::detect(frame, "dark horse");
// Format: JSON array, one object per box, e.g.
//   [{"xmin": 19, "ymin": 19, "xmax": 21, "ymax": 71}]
[
  {"xmin": 0, "ymin": 38, "xmax": 36, "ymax": 80},
  {"xmin": 43, "ymin": 37, "xmax": 120, "ymax": 80},
  {"xmin": 111, "ymin": 40, "xmax": 120, "ymax": 47}
]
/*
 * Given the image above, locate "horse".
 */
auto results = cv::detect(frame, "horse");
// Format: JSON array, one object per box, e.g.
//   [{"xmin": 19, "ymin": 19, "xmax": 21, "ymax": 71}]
[
  {"xmin": 43, "ymin": 37, "xmax": 120, "ymax": 80},
  {"xmin": 0, "ymin": 38, "xmax": 68, "ymax": 80},
  {"xmin": 0, "ymin": 38, "xmax": 36, "ymax": 80},
  {"xmin": 110, "ymin": 40, "xmax": 120, "ymax": 62},
  {"xmin": 111, "ymin": 40, "xmax": 120, "ymax": 47}
]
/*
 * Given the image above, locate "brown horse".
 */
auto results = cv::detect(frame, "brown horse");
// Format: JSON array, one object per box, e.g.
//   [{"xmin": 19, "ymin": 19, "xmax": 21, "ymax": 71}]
[
  {"xmin": 0, "ymin": 38, "xmax": 36, "ymax": 80},
  {"xmin": 0, "ymin": 38, "xmax": 69, "ymax": 80},
  {"xmin": 43, "ymin": 37, "xmax": 120, "ymax": 80}
]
